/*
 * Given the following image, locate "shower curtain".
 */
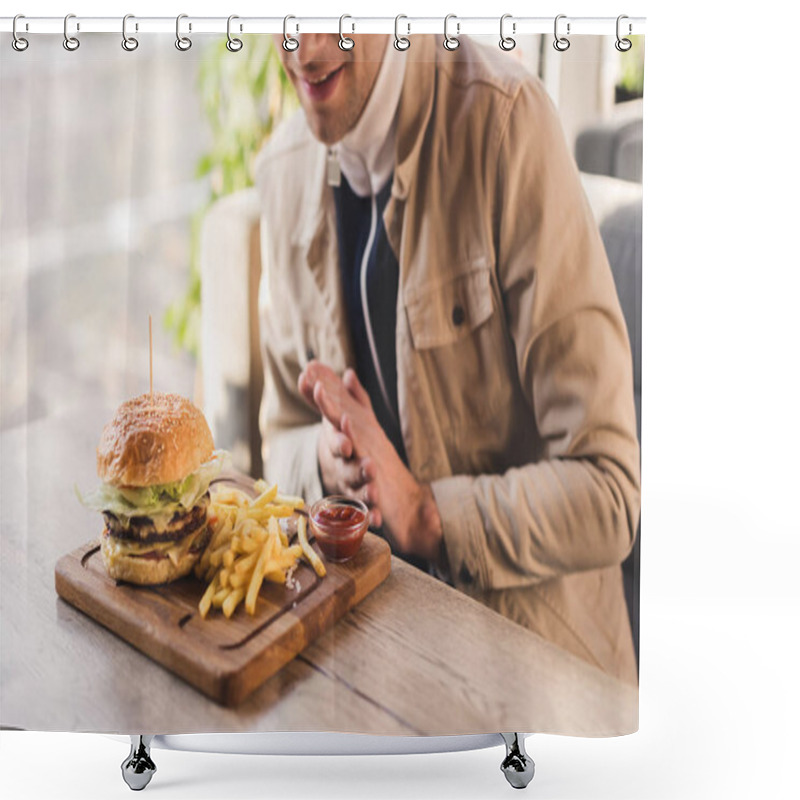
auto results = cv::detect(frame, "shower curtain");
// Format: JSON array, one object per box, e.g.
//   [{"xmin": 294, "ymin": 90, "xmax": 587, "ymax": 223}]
[{"xmin": 0, "ymin": 26, "xmax": 643, "ymax": 739}]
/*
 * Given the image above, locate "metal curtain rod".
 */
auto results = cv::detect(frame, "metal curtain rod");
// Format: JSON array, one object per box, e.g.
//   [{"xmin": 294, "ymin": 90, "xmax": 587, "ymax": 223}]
[{"xmin": 0, "ymin": 16, "xmax": 646, "ymax": 36}]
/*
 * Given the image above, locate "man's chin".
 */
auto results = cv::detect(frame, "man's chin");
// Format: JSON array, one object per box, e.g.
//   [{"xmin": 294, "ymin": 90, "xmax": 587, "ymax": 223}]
[{"xmin": 306, "ymin": 113, "xmax": 350, "ymax": 146}]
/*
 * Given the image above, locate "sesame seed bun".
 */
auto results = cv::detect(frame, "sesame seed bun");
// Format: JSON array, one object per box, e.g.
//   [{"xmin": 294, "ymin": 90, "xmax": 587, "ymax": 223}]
[{"xmin": 96, "ymin": 392, "xmax": 214, "ymax": 487}]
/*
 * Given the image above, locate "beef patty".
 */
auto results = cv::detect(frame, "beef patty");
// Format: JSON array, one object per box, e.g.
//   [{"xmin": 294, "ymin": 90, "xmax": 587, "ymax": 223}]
[{"xmin": 103, "ymin": 492, "xmax": 210, "ymax": 542}]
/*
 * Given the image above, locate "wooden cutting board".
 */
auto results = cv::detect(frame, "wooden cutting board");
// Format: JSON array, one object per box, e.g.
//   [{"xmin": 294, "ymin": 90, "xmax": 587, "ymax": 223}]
[{"xmin": 55, "ymin": 530, "xmax": 391, "ymax": 707}]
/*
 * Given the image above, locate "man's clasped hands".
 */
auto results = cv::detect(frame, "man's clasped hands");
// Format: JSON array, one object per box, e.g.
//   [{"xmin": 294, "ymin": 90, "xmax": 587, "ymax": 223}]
[{"xmin": 298, "ymin": 362, "xmax": 443, "ymax": 563}]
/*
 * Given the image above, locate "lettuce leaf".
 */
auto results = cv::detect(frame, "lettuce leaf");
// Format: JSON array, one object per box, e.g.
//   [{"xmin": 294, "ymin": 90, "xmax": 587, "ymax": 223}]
[{"xmin": 76, "ymin": 450, "xmax": 229, "ymax": 519}]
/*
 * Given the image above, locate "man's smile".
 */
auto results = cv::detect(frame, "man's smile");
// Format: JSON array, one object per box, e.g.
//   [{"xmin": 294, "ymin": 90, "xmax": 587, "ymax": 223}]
[{"xmin": 299, "ymin": 64, "xmax": 345, "ymax": 102}]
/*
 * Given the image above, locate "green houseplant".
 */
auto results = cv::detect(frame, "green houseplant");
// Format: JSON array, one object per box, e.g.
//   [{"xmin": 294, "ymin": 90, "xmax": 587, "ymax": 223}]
[
  {"xmin": 165, "ymin": 36, "xmax": 297, "ymax": 358},
  {"xmin": 615, "ymin": 36, "xmax": 645, "ymax": 104}
]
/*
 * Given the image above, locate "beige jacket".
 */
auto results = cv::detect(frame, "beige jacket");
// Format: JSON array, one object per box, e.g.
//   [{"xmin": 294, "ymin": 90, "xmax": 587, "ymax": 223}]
[{"xmin": 253, "ymin": 36, "xmax": 640, "ymax": 685}]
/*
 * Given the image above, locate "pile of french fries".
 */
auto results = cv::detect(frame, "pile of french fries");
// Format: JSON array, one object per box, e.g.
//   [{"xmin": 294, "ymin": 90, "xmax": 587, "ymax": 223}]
[{"xmin": 196, "ymin": 479, "xmax": 326, "ymax": 620}]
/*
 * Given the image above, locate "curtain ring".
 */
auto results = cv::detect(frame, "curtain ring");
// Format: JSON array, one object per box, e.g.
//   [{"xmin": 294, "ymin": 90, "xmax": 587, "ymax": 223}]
[
  {"xmin": 122, "ymin": 14, "xmax": 139, "ymax": 51},
  {"xmin": 443, "ymin": 14, "xmax": 460, "ymax": 51},
  {"xmin": 63, "ymin": 13, "xmax": 80, "ymax": 51},
  {"xmin": 12, "ymin": 14, "xmax": 29, "ymax": 52},
  {"xmin": 553, "ymin": 14, "xmax": 570, "ymax": 52},
  {"xmin": 175, "ymin": 14, "xmax": 192, "ymax": 51},
  {"xmin": 615, "ymin": 14, "xmax": 632, "ymax": 52},
  {"xmin": 339, "ymin": 15, "xmax": 354, "ymax": 50},
  {"xmin": 283, "ymin": 15, "xmax": 299, "ymax": 51},
  {"xmin": 226, "ymin": 15, "xmax": 243, "ymax": 52},
  {"xmin": 394, "ymin": 14, "xmax": 410, "ymax": 51},
  {"xmin": 499, "ymin": 14, "xmax": 516, "ymax": 51}
]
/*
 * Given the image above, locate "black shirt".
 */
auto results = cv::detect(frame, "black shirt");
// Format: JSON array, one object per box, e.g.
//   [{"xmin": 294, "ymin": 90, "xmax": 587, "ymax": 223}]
[{"xmin": 332, "ymin": 174, "xmax": 407, "ymax": 465}]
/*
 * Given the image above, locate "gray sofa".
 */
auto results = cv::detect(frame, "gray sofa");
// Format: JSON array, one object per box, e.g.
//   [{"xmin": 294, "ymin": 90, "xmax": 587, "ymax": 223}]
[{"xmin": 578, "ymin": 115, "xmax": 643, "ymax": 664}]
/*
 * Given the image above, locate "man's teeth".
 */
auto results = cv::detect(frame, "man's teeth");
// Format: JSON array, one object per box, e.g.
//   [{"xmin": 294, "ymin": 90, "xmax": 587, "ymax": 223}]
[{"xmin": 308, "ymin": 69, "xmax": 338, "ymax": 85}]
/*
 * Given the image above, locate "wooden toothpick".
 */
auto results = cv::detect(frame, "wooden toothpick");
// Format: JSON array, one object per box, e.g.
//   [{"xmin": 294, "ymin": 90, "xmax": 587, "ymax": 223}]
[{"xmin": 149, "ymin": 314, "xmax": 154, "ymax": 396}]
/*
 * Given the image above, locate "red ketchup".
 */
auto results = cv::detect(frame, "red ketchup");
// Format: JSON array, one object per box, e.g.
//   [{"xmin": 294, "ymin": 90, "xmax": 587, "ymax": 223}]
[{"xmin": 309, "ymin": 496, "xmax": 368, "ymax": 563}]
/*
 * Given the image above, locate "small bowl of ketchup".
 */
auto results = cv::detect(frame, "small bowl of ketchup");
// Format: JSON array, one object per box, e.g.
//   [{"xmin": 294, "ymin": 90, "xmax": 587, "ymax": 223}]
[{"xmin": 309, "ymin": 495, "xmax": 368, "ymax": 563}]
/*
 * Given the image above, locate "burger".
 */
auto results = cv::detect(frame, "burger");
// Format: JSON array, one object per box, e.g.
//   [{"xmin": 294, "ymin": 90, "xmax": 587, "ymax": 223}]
[{"xmin": 78, "ymin": 392, "xmax": 225, "ymax": 585}]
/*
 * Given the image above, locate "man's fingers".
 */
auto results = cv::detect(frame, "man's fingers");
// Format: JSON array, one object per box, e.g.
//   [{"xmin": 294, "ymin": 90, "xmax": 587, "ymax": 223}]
[
  {"xmin": 361, "ymin": 479, "xmax": 379, "ymax": 506},
  {"xmin": 313, "ymin": 382, "xmax": 342, "ymax": 429},
  {"xmin": 339, "ymin": 459, "xmax": 368, "ymax": 491},
  {"xmin": 343, "ymin": 368, "xmax": 371, "ymax": 408},
  {"xmin": 332, "ymin": 430, "xmax": 353, "ymax": 460},
  {"xmin": 340, "ymin": 411, "xmax": 357, "ymax": 445},
  {"xmin": 359, "ymin": 456, "xmax": 377, "ymax": 483},
  {"xmin": 297, "ymin": 366, "xmax": 317, "ymax": 409},
  {"xmin": 333, "ymin": 455, "xmax": 378, "ymax": 492}
]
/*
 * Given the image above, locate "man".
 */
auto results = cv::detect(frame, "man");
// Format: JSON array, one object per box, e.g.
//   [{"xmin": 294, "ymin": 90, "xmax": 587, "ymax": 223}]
[{"xmin": 254, "ymin": 33, "xmax": 640, "ymax": 684}]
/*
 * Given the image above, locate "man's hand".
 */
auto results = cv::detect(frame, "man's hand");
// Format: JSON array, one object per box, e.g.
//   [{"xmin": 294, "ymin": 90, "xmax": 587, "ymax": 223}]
[
  {"xmin": 302, "ymin": 365, "xmax": 382, "ymax": 527},
  {"xmin": 299, "ymin": 361, "xmax": 444, "ymax": 563},
  {"xmin": 316, "ymin": 416, "xmax": 382, "ymax": 528}
]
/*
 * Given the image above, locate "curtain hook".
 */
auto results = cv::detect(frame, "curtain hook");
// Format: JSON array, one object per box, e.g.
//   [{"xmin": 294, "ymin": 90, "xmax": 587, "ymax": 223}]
[
  {"xmin": 63, "ymin": 13, "xmax": 80, "ymax": 51},
  {"xmin": 283, "ymin": 15, "xmax": 299, "ymax": 51},
  {"xmin": 122, "ymin": 14, "xmax": 139, "ymax": 51},
  {"xmin": 499, "ymin": 14, "xmax": 516, "ymax": 51},
  {"xmin": 226, "ymin": 15, "xmax": 243, "ymax": 52},
  {"xmin": 443, "ymin": 13, "xmax": 460, "ymax": 51},
  {"xmin": 394, "ymin": 14, "xmax": 410, "ymax": 51},
  {"xmin": 553, "ymin": 14, "xmax": 570, "ymax": 52},
  {"xmin": 615, "ymin": 15, "xmax": 632, "ymax": 52},
  {"xmin": 12, "ymin": 14, "xmax": 29, "ymax": 52},
  {"xmin": 176, "ymin": 14, "xmax": 192, "ymax": 51},
  {"xmin": 339, "ymin": 15, "xmax": 355, "ymax": 50}
]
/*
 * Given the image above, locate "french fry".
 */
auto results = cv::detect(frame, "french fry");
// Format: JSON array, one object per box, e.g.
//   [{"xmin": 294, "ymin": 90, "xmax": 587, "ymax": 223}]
[
  {"xmin": 277, "ymin": 548, "xmax": 303, "ymax": 570},
  {"xmin": 222, "ymin": 588, "xmax": 245, "ymax": 618},
  {"xmin": 209, "ymin": 544, "xmax": 228, "ymax": 568},
  {"xmin": 234, "ymin": 551, "xmax": 258, "ymax": 575},
  {"xmin": 198, "ymin": 574, "xmax": 219, "ymax": 619},
  {"xmin": 275, "ymin": 492, "xmax": 305, "ymax": 509},
  {"xmin": 240, "ymin": 504, "xmax": 295, "ymax": 521},
  {"xmin": 238, "ymin": 536, "xmax": 262, "ymax": 554},
  {"xmin": 297, "ymin": 516, "xmax": 326, "ymax": 578},
  {"xmin": 284, "ymin": 544, "xmax": 303, "ymax": 559},
  {"xmin": 245, "ymin": 539, "xmax": 271, "ymax": 615},
  {"xmin": 264, "ymin": 568, "xmax": 286, "ymax": 584},
  {"xmin": 211, "ymin": 488, "xmax": 245, "ymax": 506},
  {"xmin": 252, "ymin": 483, "xmax": 278, "ymax": 507},
  {"xmin": 277, "ymin": 524, "xmax": 289, "ymax": 548},
  {"xmin": 208, "ymin": 517, "xmax": 232, "ymax": 548},
  {"xmin": 212, "ymin": 586, "xmax": 231, "ymax": 608},
  {"xmin": 229, "ymin": 572, "xmax": 247, "ymax": 589},
  {"xmin": 199, "ymin": 482, "xmax": 325, "ymax": 619}
]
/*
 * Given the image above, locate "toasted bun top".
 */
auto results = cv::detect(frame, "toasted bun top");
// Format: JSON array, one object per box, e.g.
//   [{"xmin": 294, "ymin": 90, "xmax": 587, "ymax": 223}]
[{"xmin": 97, "ymin": 392, "xmax": 214, "ymax": 487}]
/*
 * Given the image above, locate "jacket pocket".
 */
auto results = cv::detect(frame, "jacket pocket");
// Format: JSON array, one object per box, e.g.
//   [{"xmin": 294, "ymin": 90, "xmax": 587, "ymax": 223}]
[
  {"xmin": 405, "ymin": 266, "xmax": 494, "ymax": 350},
  {"xmin": 403, "ymin": 265, "xmax": 511, "ymax": 436}
]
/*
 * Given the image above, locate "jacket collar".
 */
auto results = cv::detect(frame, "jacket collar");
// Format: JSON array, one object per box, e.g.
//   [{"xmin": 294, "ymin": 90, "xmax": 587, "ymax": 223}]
[{"xmin": 391, "ymin": 34, "xmax": 437, "ymax": 202}]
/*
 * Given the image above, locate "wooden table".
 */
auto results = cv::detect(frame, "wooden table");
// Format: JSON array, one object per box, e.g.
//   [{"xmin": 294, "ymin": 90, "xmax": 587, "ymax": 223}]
[{"xmin": 0, "ymin": 409, "xmax": 637, "ymax": 736}]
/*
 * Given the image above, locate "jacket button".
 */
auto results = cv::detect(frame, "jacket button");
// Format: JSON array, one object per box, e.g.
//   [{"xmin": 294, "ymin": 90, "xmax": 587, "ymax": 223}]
[
  {"xmin": 306, "ymin": 348, "xmax": 315, "ymax": 363},
  {"xmin": 452, "ymin": 304, "xmax": 465, "ymax": 326}
]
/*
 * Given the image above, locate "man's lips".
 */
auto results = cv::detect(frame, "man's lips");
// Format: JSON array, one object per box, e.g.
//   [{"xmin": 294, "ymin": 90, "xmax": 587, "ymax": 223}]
[{"xmin": 299, "ymin": 65, "xmax": 345, "ymax": 102}]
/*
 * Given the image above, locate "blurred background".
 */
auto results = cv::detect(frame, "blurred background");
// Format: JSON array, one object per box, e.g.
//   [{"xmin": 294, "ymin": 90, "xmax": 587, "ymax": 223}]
[{"xmin": 0, "ymin": 32, "xmax": 643, "ymax": 433}]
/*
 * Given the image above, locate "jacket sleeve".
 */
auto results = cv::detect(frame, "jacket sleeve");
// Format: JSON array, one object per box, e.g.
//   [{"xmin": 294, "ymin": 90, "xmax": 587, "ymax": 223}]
[
  {"xmin": 431, "ymin": 78, "xmax": 640, "ymax": 591},
  {"xmin": 258, "ymin": 252, "xmax": 324, "ymax": 502},
  {"xmin": 260, "ymin": 337, "xmax": 323, "ymax": 501}
]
